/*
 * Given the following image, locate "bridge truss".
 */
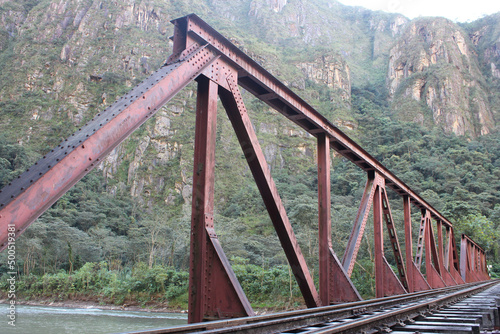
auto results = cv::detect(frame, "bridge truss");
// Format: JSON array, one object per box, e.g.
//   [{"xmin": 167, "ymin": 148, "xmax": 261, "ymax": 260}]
[{"xmin": 0, "ymin": 14, "xmax": 490, "ymax": 323}]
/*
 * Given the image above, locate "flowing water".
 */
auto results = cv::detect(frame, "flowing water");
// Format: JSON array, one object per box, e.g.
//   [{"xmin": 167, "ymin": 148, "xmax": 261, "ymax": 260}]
[{"xmin": 0, "ymin": 304, "xmax": 187, "ymax": 334}]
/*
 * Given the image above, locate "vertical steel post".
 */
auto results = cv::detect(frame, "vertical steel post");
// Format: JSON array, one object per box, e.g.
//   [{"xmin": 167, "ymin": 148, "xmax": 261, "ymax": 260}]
[
  {"xmin": 460, "ymin": 235, "xmax": 468, "ymax": 282},
  {"xmin": 189, "ymin": 76, "xmax": 219, "ymax": 323},
  {"xmin": 373, "ymin": 183, "xmax": 385, "ymax": 298},
  {"xmin": 437, "ymin": 220, "xmax": 444, "ymax": 273},
  {"xmin": 423, "ymin": 211, "xmax": 447, "ymax": 288},
  {"xmin": 444, "ymin": 226, "xmax": 450, "ymax": 271},
  {"xmin": 437, "ymin": 220, "xmax": 457, "ymax": 285},
  {"xmin": 404, "ymin": 200, "xmax": 430, "ymax": 292},
  {"xmin": 188, "ymin": 76, "xmax": 254, "ymax": 323},
  {"xmin": 446, "ymin": 228, "xmax": 464, "ymax": 284},
  {"xmin": 318, "ymin": 134, "xmax": 331, "ymax": 305},
  {"xmin": 380, "ymin": 189, "xmax": 408, "ymax": 290},
  {"xmin": 317, "ymin": 136, "xmax": 361, "ymax": 304},
  {"xmin": 403, "ymin": 196, "xmax": 414, "ymax": 292},
  {"xmin": 373, "ymin": 175, "xmax": 407, "ymax": 297}
]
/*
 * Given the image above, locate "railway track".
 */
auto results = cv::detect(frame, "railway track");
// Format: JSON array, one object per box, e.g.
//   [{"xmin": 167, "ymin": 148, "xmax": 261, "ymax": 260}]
[{"xmin": 123, "ymin": 280, "xmax": 500, "ymax": 334}]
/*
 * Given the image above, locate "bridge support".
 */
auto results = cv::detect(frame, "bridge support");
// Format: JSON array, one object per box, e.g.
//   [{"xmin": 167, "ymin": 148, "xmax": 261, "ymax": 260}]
[
  {"xmin": 188, "ymin": 76, "xmax": 254, "ymax": 322},
  {"xmin": 220, "ymin": 71, "xmax": 321, "ymax": 308},
  {"xmin": 404, "ymin": 196, "xmax": 431, "ymax": 293},
  {"xmin": 0, "ymin": 13, "xmax": 491, "ymax": 325},
  {"xmin": 373, "ymin": 175, "xmax": 407, "ymax": 298},
  {"xmin": 318, "ymin": 135, "xmax": 360, "ymax": 305},
  {"xmin": 342, "ymin": 175, "xmax": 375, "ymax": 277},
  {"xmin": 461, "ymin": 234, "xmax": 490, "ymax": 282}
]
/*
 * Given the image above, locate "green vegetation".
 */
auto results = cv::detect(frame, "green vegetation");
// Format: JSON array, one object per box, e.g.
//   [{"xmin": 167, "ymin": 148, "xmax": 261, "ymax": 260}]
[{"xmin": 0, "ymin": 0, "xmax": 499, "ymax": 312}]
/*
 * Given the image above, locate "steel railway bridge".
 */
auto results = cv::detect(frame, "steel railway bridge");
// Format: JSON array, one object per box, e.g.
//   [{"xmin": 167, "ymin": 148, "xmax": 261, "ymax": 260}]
[{"xmin": 0, "ymin": 14, "xmax": 494, "ymax": 332}]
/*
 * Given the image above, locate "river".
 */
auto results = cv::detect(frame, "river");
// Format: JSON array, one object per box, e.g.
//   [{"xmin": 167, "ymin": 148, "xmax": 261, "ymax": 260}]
[{"xmin": 1, "ymin": 304, "xmax": 187, "ymax": 334}]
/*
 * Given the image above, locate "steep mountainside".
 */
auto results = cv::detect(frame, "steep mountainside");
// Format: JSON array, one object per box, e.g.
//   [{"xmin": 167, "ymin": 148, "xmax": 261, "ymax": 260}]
[
  {"xmin": 0, "ymin": 0, "xmax": 405, "ymax": 209},
  {"xmin": 465, "ymin": 13, "xmax": 500, "ymax": 124},
  {"xmin": 387, "ymin": 18, "xmax": 495, "ymax": 136}
]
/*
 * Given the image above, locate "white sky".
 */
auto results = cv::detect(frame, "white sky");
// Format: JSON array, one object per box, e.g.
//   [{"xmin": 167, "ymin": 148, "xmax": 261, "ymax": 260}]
[{"xmin": 336, "ymin": 0, "xmax": 500, "ymax": 22}]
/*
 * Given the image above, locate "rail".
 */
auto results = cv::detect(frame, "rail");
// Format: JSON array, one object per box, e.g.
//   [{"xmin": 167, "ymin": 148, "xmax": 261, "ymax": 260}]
[{"xmin": 124, "ymin": 280, "xmax": 500, "ymax": 334}]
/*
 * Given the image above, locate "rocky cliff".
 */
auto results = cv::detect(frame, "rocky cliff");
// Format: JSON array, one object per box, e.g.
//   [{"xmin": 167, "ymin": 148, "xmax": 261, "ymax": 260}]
[{"xmin": 387, "ymin": 18, "xmax": 495, "ymax": 136}]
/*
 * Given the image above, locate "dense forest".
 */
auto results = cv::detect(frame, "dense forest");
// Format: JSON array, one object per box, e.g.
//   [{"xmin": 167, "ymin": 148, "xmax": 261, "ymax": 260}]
[{"xmin": 0, "ymin": 0, "xmax": 499, "ymax": 310}]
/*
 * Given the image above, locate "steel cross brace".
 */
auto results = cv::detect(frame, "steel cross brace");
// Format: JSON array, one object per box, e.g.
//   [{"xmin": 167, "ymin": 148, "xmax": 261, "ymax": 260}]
[
  {"xmin": 404, "ymin": 196, "xmax": 431, "ymax": 293},
  {"xmin": 416, "ymin": 211, "xmax": 447, "ymax": 288},
  {"xmin": 445, "ymin": 227, "xmax": 465, "ymax": 284},
  {"xmin": 171, "ymin": 14, "xmax": 456, "ymax": 228},
  {"xmin": 436, "ymin": 220, "xmax": 458, "ymax": 286},
  {"xmin": 190, "ymin": 58, "xmax": 322, "ymax": 320},
  {"xmin": 218, "ymin": 69, "xmax": 321, "ymax": 308},
  {"xmin": 342, "ymin": 173, "xmax": 376, "ymax": 278},
  {"xmin": 338, "ymin": 172, "xmax": 409, "ymax": 298},
  {"xmin": 188, "ymin": 75, "xmax": 254, "ymax": 323}
]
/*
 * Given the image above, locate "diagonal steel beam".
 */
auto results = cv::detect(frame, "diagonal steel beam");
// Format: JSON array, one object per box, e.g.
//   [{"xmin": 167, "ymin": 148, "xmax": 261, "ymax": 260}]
[
  {"xmin": 373, "ymin": 177, "xmax": 407, "ymax": 298},
  {"xmin": 404, "ymin": 196, "xmax": 431, "ymax": 293},
  {"xmin": 342, "ymin": 173, "xmax": 376, "ymax": 277},
  {"xmin": 414, "ymin": 214, "xmax": 426, "ymax": 270},
  {"xmin": 446, "ymin": 227, "xmax": 465, "ymax": 284},
  {"xmin": 436, "ymin": 220, "xmax": 457, "ymax": 286},
  {"xmin": 0, "ymin": 44, "xmax": 218, "ymax": 251},
  {"xmin": 422, "ymin": 211, "xmax": 446, "ymax": 288},
  {"xmin": 380, "ymin": 187, "xmax": 408, "ymax": 290},
  {"xmin": 218, "ymin": 70, "xmax": 321, "ymax": 308}
]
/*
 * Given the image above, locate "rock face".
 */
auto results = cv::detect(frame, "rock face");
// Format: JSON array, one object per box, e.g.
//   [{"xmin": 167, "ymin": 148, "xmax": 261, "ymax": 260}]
[
  {"xmin": 466, "ymin": 13, "xmax": 500, "ymax": 126},
  {"xmin": 387, "ymin": 18, "xmax": 495, "ymax": 136},
  {"xmin": 298, "ymin": 53, "xmax": 351, "ymax": 102}
]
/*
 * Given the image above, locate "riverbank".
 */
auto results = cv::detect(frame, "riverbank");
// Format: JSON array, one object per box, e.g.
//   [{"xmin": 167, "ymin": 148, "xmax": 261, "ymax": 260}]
[
  {"xmin": 0, "ymin": 299, "xmax": 187, "ymax": 313},
  {"xmin": 0, "ymin": 262, "xmax": 306, "ymax": 314},
  {"xmin": 0, "ymin": 298, "xmax": 184, "ymax": 313},
  {"xmin": 0, "ymin": 297, "xmax": 291, "ymax": 316}
]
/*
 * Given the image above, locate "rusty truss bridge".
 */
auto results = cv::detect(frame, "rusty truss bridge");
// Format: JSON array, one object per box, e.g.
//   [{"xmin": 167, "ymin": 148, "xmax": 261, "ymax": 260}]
[{"xmin": 0, "ymin": 14, "xmax": 493, "ymax": 330}]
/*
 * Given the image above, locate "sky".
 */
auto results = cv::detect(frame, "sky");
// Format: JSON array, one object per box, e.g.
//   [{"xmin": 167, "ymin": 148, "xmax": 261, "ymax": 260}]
[{"xmin": 336, "ymin": 0, "xmax": 500, "ymax": 22}]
